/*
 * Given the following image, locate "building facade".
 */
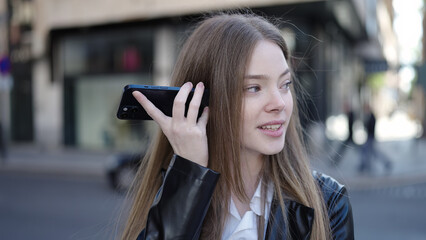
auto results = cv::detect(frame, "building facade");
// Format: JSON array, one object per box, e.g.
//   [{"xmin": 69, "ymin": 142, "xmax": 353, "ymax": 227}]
[{"xmin": 2, "ymin": 0, "xmax": 395, "ymax": 151}]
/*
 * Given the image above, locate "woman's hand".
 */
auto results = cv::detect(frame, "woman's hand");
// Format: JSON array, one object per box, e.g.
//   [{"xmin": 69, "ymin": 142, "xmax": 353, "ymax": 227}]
[{"xmin": 132, "ymin": 82, "xmax": 209, "ymax": 167}]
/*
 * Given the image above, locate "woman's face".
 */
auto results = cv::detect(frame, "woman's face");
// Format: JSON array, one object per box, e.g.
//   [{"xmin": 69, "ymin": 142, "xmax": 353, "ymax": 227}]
[{"xmin": 241, "ymin": 40, "xmax": 293, "ymax": 159}]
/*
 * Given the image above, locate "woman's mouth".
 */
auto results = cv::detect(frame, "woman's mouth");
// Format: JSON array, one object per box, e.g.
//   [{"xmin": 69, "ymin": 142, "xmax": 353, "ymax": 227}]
[
  {"xmin": 259, "ymin": 124, "xmax": 282, "ymax": 131},
  {"xmin": 258, "ymin": 122, "xmax": 285, "ymax": 137}
]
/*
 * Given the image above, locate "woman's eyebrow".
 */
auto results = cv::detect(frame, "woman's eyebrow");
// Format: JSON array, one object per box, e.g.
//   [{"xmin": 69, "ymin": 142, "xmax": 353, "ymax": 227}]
[
  {"xmin": 280, "ymin": 69, "xmax": 291, "ymax": 78},
  {"xmin": 244, "ymin": 69, "xmax": 290, "ymax": 80}
]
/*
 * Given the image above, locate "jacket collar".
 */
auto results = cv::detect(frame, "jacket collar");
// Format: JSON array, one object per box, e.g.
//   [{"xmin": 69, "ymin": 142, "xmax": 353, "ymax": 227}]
[{"xmin": 265, "ymin": 198, "xmax": 314, "ymax": 240}]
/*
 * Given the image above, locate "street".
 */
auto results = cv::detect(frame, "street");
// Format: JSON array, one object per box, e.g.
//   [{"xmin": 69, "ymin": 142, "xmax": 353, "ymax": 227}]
[
  {"xmin": 0, "ymin": 172, "xmax": 125, "ymax": 240},
  {"xmin": 1, "ymin": 170, "xmax": 426, "ymax": 239},
  {"xmin": 350, "ymin": 181, "xmax": 426, "ymax": 240}
]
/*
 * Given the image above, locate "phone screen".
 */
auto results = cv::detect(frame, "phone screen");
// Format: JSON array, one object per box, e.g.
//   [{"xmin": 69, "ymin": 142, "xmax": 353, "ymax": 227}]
[{"xmin": 116, "ymin": 85, "xmax": 209, "ymax": 120}]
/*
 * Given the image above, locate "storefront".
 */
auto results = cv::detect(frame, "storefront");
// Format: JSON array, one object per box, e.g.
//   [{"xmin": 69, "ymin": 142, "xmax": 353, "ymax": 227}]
[
  {"xmin": 6, "ymin": 0, "xmax": 380, "ymax": 151},
  {"xmin": 50, "ymin": 24, "xmax": 156, "ymax": 150}
]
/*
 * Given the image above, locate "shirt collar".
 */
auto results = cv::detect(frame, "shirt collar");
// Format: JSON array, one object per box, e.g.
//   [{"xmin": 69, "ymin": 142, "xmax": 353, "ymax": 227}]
[
  {"xmin": 229, "ymin": 180, "xmax": 274, "ymax": 220},
  {"xmin": 251, "ymin": 181, "xmax": 274, "ymax": 217}
]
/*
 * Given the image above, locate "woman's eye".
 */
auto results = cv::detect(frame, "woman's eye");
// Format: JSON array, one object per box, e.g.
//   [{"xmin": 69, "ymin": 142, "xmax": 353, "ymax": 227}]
[
  {"xmin": 245, "ymin": 86, "xmax": 261, "ymax": 93},
  {"xmin": 282, "ymin": 81, "xmax": 292, "ymax": 90}
]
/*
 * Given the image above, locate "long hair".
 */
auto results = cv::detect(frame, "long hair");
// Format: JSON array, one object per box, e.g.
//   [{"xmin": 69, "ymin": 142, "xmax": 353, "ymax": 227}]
[{"xmin": 121, "ymin": 13, "xmax": 331, "ymax": 240}]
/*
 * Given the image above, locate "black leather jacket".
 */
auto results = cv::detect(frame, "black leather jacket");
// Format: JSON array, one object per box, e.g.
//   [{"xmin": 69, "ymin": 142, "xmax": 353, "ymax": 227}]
[{"xmin": 137, "ymin": 155, "xmax": 354, "ymax": 240}]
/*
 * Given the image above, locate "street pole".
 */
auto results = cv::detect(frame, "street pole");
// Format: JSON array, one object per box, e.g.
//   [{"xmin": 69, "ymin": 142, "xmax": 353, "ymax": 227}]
[{"xmin": 0, "ymin": 57, "xmax": 12, "ymax": 162}]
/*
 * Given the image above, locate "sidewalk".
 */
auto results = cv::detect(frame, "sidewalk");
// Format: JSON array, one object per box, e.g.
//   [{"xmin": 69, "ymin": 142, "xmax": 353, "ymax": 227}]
[
  {"xmin": 1, "ymin": 139, "xmax": 426, "ymax": 189},
  {"xmin": 311, "ymin": 138, "xmax": 426, "ymax": 190},
  {"xmin": 0, "ymin": 144, "xmax": 112, "ymax": 178}
]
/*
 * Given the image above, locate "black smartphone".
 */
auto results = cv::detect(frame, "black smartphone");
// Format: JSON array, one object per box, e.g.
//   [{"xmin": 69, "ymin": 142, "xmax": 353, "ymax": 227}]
[{"xmin": 116, "ymin": 84, "xmax": 209, "ymax": 120}]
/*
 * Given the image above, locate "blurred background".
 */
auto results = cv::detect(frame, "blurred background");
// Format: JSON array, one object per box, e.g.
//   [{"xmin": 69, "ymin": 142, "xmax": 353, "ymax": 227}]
[{"xmin": 0, "ymin": 0, "xmax": 425, "ymax": 239}]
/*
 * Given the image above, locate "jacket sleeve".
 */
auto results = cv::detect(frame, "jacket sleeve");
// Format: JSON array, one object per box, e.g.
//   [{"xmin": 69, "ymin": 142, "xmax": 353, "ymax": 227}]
[
  {"xmin": 315, "ymin": 172, "xmax": 355, "ymax": 240},
  {"xmin": 137, "ymin": 155, "xmax": 220, "ymax": 240},
  {"xmin": 328, "ymin": 186, "xmax": 354, "ymax": 240}
]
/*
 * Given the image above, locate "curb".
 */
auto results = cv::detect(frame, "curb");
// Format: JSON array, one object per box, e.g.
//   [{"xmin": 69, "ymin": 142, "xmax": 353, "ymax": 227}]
[
  {"xmin": 337, "ymin": 172, "xmax": 426, "ymax": 191},
  {"xmin": 0, "ymin": 161, "xmax": 106, "ymax": 179},
  {"xmin": 0, "ymin": 146, "xmax": 111, "ymax": 178}
]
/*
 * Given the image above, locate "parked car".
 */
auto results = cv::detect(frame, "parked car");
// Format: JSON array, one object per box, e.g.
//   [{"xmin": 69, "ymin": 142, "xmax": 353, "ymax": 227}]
[{"xmin": 106, "ymin": 152, "xmax": 144, "ymax": 192}]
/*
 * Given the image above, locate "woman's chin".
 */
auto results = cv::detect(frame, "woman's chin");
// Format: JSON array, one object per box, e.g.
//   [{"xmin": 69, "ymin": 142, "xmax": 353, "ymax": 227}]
[{"xmin": 262, "ymin": 144, "xmax": 285, "ymax": 156}]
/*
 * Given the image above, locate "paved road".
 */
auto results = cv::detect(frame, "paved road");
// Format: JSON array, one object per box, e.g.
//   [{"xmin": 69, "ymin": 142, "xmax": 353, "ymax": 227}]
[
  {"xmin": 1, "ymin": 170, "xmax": 426, "ymax": 239},
  {"xmin": 0, "ymin": 172, "xmax": 125, "ymax": 240},
  {"xmin": 350, "ymin": 181, "xmax": 426, "ymax": 240}
]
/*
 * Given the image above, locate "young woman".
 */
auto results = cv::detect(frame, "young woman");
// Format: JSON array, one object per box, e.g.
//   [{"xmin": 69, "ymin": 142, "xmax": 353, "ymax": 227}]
[{"xmin": 121, "ymin": 13, "xmax": 354, "ymax": 240}]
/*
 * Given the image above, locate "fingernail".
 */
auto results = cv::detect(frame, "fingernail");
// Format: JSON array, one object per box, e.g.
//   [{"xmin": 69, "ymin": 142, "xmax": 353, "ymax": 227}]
[
  {"xmin": 132, "ymin": 91, "xmax": 145, "ymax": 99},
  {"xmin": 198, "ymin": 82, "xmax": 204, "ymax": 88}
]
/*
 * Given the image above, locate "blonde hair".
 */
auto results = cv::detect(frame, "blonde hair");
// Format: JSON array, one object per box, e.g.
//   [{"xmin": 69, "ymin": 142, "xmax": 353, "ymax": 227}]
[{"xmin": 121, "ymin": 13, "xmax": 331, "ymax": 240}]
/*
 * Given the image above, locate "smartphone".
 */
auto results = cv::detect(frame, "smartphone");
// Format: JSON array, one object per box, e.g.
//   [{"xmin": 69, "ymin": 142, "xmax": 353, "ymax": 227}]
[{"xmin": 116, "ymin": 84, "xmax": 209, "ymax": 120}]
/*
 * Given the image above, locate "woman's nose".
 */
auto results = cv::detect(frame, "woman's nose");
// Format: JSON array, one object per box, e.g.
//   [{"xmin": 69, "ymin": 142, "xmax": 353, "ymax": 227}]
[{"xmin": 265, "ymin": 88, "xmax": 286, "ymax": 112}]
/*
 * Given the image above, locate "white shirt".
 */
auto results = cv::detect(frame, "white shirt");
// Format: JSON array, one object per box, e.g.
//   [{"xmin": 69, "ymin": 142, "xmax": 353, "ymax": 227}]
[{"xmin": 222, "ymin": 181, "xmax": 274, "ymax": 240}]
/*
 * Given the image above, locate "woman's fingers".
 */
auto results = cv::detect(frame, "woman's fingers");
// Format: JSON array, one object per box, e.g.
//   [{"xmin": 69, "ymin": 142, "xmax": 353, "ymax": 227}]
[
  {"xmin": 187, "ymin": 82, "xmax": 205, "ymax": 123},
  {"xmin": 132, "ymin": 91, "xmax": 167, "ymax": 126},
  {"xmin": 197, "ymin": 106, "xmax": 209, "ymax": 127},
  {"xmin": 172, "ymin": 82, "xmax": 193, "ymax": 121},
  {"xmin": 132, "ymin": 82, "xmax": 206, "ymax": 125},
  {"xmin": 132, "ymin": 82, "xmax": 209, "ymax": 167}
]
